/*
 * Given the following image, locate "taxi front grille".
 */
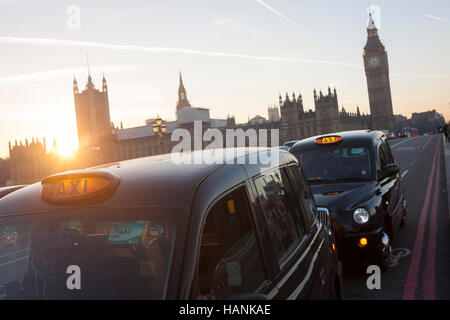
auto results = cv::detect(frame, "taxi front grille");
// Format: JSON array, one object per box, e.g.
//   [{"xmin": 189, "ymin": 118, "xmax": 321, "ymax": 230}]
[{"xmin": 317, "ymin": 207, "xmax": 331, "ymax": 229}]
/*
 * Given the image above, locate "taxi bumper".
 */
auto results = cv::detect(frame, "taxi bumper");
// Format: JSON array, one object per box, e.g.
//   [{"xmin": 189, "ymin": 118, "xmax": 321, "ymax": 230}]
[{"xmin": 335, "ymin": 227, "xmax": 385, "ymax": 262}]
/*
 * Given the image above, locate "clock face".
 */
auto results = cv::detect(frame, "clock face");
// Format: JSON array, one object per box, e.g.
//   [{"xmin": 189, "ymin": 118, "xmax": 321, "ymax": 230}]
[{"xmin": 368, "ymin": 56, "xmax": 380, "ymax": 68}]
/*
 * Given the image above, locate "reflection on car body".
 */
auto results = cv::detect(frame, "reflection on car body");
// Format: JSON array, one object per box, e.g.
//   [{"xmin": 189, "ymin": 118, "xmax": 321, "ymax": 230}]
[
  {"xmin": 0, "ymin": 149, "xmax": 342, "ymax": 300},
  {"xmin": 290, "ymin": 130, "xmax": 408, "ymax": 271}
]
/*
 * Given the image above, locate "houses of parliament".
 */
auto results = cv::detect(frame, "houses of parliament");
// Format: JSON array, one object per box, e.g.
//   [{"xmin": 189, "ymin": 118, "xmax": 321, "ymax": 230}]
[{"xmin": 7, "ymin": 14, "xmax": 396, "ymax": 185}]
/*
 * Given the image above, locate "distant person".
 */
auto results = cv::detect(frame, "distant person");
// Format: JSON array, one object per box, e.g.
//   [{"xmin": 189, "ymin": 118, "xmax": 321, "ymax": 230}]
[
  {"xmin": 444, "ymin": 124, "xmax": 449, "ymax": 142},
  {"xmin": 446, "ymin": 124, "xmax": 450, "ymax": 143}
]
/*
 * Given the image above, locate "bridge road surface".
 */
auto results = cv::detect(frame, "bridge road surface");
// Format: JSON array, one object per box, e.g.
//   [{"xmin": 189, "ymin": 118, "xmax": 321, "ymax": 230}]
[{"xmin": 343, "ymin": 134, "xmax": 450, "ymax": 300}]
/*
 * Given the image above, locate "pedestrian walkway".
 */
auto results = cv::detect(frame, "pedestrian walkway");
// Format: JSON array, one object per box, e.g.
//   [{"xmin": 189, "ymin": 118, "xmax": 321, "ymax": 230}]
[{"xmin": 442, "ymin": 134, "xmax": 450, "ymax": 218}]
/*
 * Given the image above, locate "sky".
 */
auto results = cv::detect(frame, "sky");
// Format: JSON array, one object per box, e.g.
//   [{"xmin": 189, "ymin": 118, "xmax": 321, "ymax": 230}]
[{"xmin": 0, "ymin": 0, "xmax": 449, "ymax": 157}]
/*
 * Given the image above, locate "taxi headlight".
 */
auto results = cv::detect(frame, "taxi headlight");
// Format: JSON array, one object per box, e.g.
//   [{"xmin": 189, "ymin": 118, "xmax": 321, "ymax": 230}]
[{"xmin": 353, "ymin": 208, "xmax": 369, "ymax": 224}]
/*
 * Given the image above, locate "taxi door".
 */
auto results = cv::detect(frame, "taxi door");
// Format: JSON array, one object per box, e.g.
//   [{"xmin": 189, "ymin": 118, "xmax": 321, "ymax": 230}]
[
  {"xmin": 250, "ymin": 166, "xmax": 333, "ymax": 299},
  {"xmin": 378, "ymin": 139, "xmax": 402, "ymax": 229}
]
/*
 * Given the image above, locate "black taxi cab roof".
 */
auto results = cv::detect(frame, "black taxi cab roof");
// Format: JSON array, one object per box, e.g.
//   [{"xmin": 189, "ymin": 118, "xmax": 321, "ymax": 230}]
[
  {"xmin": 0, "ymin": 148, "xmax": 297, "ymax": 216},
  {"xmin": 290, "ymin": 130, "xmax": 385, "ymax": 151}
]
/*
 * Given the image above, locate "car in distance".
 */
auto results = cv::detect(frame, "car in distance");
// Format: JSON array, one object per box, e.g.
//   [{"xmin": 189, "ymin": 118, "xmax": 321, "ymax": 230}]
[
  {"xmin": 0, "ymin": 149, "xmax": 342, "ymax": 300},
  {"xmin": 381, "ymin": 130, "xmax": 395, "ymax": 140},
  {"xmin": 289, "ymin": 131, "xmax": 407, "ymax": 271}
]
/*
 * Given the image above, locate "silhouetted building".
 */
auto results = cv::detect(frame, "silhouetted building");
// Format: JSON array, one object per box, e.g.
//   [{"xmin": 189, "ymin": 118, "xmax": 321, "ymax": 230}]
[
  {"xmin": 364, "ymin": 13, "xmax": 395, "ymax": 131},
  {"xmin": 0, "ymin": 158, "xmax": 10, "ymax": 187},
  {"xmin": 9, "ymin": 138, "xmax": 48, "ymax": 184},
  {"xmin": 176, "ymin": 72, "xmax": 191, "ymax": 114},
  {"xmin": 280, "ymin": 13, "xmax": 395, "ymax": 142},
  {"xmin": 73, "ymin": 73, "xmax": 113, "ymax": 148},
  {"xmin": 279, "ymin": 88, "xmax": 371, "ymax": 141},
  {"xmin": 410, "ymin": 110, "xmax": 445, "ymax": 133}
]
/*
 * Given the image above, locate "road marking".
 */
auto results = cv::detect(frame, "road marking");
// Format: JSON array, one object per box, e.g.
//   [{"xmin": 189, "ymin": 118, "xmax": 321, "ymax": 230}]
[
  {"xmin": 0, "ymin": 247, "xmax": 29, "ymax": 259},
  {"xmin": 391, "ymin": 139, "xmax": 410, "ymax": 148},
  {"xmin": 401, "ymin": 170, "xmax": 409, "ymax": 179},
  {"xmin": 0, "ymin": 255, "xmax": 29, "ymax": 269},
  {"xmin": 403, "ymin": 140, "xmax": 440, "ymax": 300},
  {"xmin": 388, "ymin": 248, "xmax": 411, "ymax": 267},
  {"xmin": 423, "ymin": 147, "xmax": 441, "ymax": 300},
  {"xmin": 422, "ymin": 136, "xmax": 434, "ymax": 149}
]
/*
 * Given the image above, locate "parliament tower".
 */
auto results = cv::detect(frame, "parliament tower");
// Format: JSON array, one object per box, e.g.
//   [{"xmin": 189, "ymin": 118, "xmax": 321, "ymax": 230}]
[
  {"xmin": 363, "ymin": 13, "xmax": 395, "ymax": 131},
  {"xmin": 73, "ymin": 73, "xmax": 112, "ymax": 148}
]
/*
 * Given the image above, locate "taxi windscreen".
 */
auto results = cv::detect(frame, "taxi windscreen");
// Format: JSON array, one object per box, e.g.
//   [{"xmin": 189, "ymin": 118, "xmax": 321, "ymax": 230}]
[
  {"xmin": 0, "ymin": 209, "xmax": 176, "ymax": 299},
  {"xmin": 293, "ymin": 145, "xmax": 373, "ymax": 184}
]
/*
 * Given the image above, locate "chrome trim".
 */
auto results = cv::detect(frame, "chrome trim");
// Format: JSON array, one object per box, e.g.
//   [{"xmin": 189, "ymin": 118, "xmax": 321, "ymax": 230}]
[
  {"xmin": 317, "ymin": 207, "xmax": 331, "ymax": 234},
  {"xmin": 275, "ymin": 224, "xmax": 323, "ymax": 289},
  {"xmin": 287, "ymin": 238, "xmax": 326, "ymax": 300}
]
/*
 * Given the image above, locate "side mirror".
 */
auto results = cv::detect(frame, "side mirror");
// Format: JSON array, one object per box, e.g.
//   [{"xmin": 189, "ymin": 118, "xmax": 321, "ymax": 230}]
[{"xmin": 378, "ymin": 164, "xmax": 399, "ymax": 180}]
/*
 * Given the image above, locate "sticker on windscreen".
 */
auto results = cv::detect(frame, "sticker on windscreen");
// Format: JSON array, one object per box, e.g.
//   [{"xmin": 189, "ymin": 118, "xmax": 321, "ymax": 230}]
[
  {"xmin": 351, "ymin": 148, "xmax": 365, "ymax": 155},
  {"xmin": 143, "ymin": 223, "xmax": 168, "ymax": 239},
  {"xmin": 107, "ymin": 222, "xmax": 146, "ymax": 244}
]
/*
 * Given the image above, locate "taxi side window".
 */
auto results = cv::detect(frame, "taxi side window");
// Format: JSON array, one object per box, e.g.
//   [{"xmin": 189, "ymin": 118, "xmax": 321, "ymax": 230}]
[
  {"xmin": 197, "ymin": 186, "xmax": 266, "ymax": 299},
  {"xmin": 383, "ymin": 141, "xmax": 395, "ymax": 163},
  {"xmin": 253, "ymin": 168, "xmax": 306, "ymax": 266},
  {"xmin": 379, "ymin": 141, "xmax": 392, "ymax": 168},
  {"xmin": 378, "ymin": 144, "xmax": 389, "ymax": 169},
  {"xmin": 287, "ymin": 164, "xmax": 315, "ymax": 227}
]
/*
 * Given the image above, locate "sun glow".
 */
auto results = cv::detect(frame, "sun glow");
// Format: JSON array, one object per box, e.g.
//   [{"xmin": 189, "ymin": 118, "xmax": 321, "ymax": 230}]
[{"xmin": 57, "ymin": 143, "xmax": 76, "ymax": 157}]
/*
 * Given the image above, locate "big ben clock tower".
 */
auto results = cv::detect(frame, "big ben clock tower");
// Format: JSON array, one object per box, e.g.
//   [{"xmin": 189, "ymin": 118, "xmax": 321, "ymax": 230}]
[{"xmin": 364, "ymin": 13, "xmax": 395, "ymax": 131}]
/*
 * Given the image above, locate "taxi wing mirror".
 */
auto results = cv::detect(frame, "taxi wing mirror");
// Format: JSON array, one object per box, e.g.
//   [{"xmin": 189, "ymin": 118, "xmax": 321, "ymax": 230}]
[{"xmin": 379, "ymin": 164, "xmax": 399, "ymax": 180}]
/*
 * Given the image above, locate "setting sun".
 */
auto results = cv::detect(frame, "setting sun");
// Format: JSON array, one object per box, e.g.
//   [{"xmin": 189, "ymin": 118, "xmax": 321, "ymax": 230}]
[{"xmin": 57, "ymin": 143, "xmax": 76, "ymax": 157}]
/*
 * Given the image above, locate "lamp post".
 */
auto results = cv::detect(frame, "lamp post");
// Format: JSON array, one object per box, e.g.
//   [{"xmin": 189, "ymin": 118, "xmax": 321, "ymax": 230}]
[{"xmin": 152, "ymin": 115, "xmax": 167, "ymax": 154}]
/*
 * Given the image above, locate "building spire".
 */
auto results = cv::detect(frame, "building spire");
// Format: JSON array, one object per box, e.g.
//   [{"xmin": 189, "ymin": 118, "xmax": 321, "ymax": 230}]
[
  {"xmin": 87, "ymin": 52, "xmax": 91, "ymax": 76},
  {"xmin": 176, "ymin": 71, "xmax": 191, "ymax": 113},
  {"xmin": 367, "ymin": 11, "xmax": 379, "ymax": 38}
]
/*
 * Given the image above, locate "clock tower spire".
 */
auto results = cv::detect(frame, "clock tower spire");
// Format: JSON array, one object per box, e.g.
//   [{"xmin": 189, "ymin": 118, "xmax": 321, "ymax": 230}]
[{"xmin": 364, "ymin": 11, "xmax": 395, "ymax": 131}]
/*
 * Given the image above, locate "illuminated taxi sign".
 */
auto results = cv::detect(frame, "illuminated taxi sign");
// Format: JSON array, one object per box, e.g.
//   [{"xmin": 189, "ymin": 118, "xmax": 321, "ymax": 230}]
[
  {"xmin": 315, "ymin": 136, "xmax": 342, "ymax": 145},
  {"xmin": 41, "ymin": 171, "xmax": 120, "ymax": 204}
]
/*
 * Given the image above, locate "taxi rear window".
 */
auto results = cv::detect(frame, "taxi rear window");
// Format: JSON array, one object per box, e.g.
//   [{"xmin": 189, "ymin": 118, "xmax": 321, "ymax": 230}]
[{"xmin": 0, "ymin": 209, "xmax": 176, "ymax": 299}]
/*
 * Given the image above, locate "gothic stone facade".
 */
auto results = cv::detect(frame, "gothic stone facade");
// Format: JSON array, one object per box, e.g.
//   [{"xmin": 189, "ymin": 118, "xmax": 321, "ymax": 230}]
[
  {"xmin": 280, "ymin": 14, "xmax": 395, "ymax": 142},
  {"xmin": 279, "ymin": 89, "xmax": 371, "ymax": 142}
]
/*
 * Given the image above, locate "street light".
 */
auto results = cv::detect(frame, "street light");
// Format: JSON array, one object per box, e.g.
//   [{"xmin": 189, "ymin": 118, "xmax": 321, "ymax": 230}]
[{"xmin": 152, "ymin": 115, "xmax": 167, "ymax": 154}]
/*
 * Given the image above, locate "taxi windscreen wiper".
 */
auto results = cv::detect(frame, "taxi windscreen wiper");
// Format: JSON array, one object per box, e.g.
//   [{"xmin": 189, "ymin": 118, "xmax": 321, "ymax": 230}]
[
  {"xmin": 333, "ymin": 177, "xmax": 370, "ymax": 182},
  {"xmin": 308, "ymin": 177, "xmax": 338, "ymax": 184}
]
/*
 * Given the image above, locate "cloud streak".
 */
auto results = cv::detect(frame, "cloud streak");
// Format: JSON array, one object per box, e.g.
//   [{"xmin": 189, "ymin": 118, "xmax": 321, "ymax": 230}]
[
  {"xmin": 0, "ymin": 65, "xmax": 142, "ymax": 84},
  {"xmin": 1, "ymin": 37, "xmax": 449, "ymax": 79},
  {"xmin": 425, "ymin": 14, "xmax": 448, "ymax": 22},
  {"xmin": 0, "ymin": 36, "xmax": 362, "ymax": 69},
  {"xmin": 254, "ymin": 0, "xmax": 300, "ymax": 27}
]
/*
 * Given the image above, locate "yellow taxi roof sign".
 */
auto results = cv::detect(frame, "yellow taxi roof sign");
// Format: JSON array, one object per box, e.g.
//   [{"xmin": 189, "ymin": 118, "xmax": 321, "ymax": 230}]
[
  {"xmin": 315, "ymin": 136, "xmax": 343, "ymax": 145},
  {"xmin": 41, "ymin": 171, "xmax": 120, "ymax": 205}
]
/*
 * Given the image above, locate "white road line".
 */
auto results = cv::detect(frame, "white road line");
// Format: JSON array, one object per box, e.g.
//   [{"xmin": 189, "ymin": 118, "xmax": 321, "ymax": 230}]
[
  {"xmin": 0, "ymin": 247, "xmax": 29, "ymax": 259},
  {"xmin": 422, "ymin": 136, "xmax": 434, "ymax": 149},
  {"xmin": 0, "ymin": 255, "xmax": 29, "ymax": 269},
  {"xmin": 391, "ymin": 139, "xmax": 410, "ymax": 148},
  {"xmin": 401, "ymin": 170, "xmax": 409, "ymax": 179}
]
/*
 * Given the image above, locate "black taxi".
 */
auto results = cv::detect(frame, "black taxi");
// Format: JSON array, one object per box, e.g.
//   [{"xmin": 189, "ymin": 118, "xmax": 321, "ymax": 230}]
[
  {"xmin": 289, "ymin": 131, "xmax": 407, "ymax": 270},
  {"xmin": 0, "ymin": 149, "xmax": 342, "ymax": 299}
]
